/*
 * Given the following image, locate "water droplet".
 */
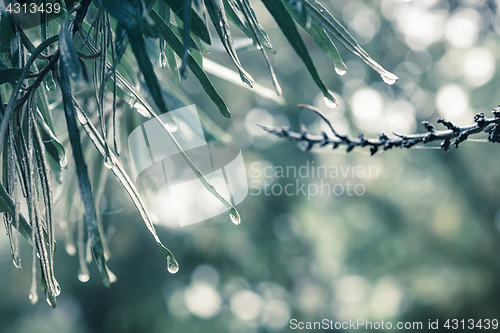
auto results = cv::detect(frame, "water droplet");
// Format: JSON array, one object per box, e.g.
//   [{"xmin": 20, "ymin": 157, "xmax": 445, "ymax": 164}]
[
  {"xmin": 324, "ymin": 96, "xmax": 338, "ymax": 109},
  {"xmin": 133, "ymin": 102, "xmax": 150, "ymax": 117},
  {"xmin": 159, "ymin": 51, "xmax": 167, "ymax": 68},
  {"xmin": 305, "ymin": 15, "xmax": 312, "ymax": 30},
  {"xmin": 78, "ymin": 272, "xmax": 90, "ymax": 283},
  {"xmin": 256, "ymin": 45, "xmax": 263, "ymax": 50},
  {"xmin": 54, "ymin": 282, "xmax": 61, "ymax": 296},
  {"xmin": 45, "ymin": 75, "xmax": 56, "ymax": 91},
  {"xmin": 107, "ymin": 268, "xmax": 118, "ymax": 283},
  {"xmin": 76, "ymin": 111, "xmax": 88, "ymax": 125},
  {"xmin": 104, "ymin": 156, "xmax": 114, "ymax": 169},
  {"xmin": 65, "ymin": 243, "xmax": 76, "ymax": 256},
  {"xmin": 381, "ymin": 74, "xmax": 398, "ymax": 85},
  {"xmin": 335, "ymin": 67, "xmax": 347, "ymax": 76},
  {"xmin": 29, "ymin": 291, "xmax": 38, "ymax": 305},
  {"xmin": 166, "ymin": 256, "xmax": 179, "ymax": 274},
  {"xmin": 128, "ymin": 96, "xmax": 137, "ymax": 108},
  {"xmin": 162, "ymin": 114, "xmax": 179, "ymax": 133},
  {"xmin": 229, "ymin": 208, "xmax": 241, "ymax": 226}
]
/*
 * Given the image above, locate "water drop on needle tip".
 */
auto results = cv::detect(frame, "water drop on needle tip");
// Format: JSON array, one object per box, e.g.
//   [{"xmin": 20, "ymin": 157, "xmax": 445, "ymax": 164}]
[
  {"xmin": 78, "ymin": 273, "xmax": 90, "ymax": 283},
  {"xmin": 335, "ymin": 67, "xmax": 346, "ymax": 76},
  {"xmin": 324, "ymin": 97, "xmax": 338, "ymax": 109},
  {"xmin": 381, "ymin": 75, "xmax": 397, "ymax": 85}
]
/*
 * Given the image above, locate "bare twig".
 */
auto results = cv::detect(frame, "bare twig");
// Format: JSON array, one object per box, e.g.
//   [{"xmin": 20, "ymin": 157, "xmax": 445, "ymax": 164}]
[{"xmin": 260, "ymin": 104, "xmax": 500, "ymax": 155}]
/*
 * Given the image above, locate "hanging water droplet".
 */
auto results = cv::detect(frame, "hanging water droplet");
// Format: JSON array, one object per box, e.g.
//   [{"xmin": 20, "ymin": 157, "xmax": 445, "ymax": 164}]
[
  {"xmin": 163, "ymin": 113, "xmax": 179, "ymax": 133},
  {"xmin": 65, "ymin": 243, "xmax": 76, "ymax": 256},
  {"xmin": 29, "ymin": 291, "xmax": 38, "ymax": 305},
  {"xmin": 166, "ymin": 256, "xmax": 179, "ymax": 274},
  {"xmin": 104, "ymin": 156, "xmax": 114, "ymax": 169},
  {"xmin": 229, "ymin": 207, "xmax": 241, "ymax": 226},
  {"xmin": 107, "ymin": 268, "xmax": 118, "ymax": 283},
  {"xmin": 324, "ymin": 96, "xmax": 338, "ymax": 109},
  {"xmin": 164, "ymin": 120, "xmax": 178, "ymax": 133},
  {"xmin": 54, "ymin": 282, "xmax": 61, "ymax": 296},
  {"xmin": 133, "ymin": 102, "xmax": 150, "ymax": 118},
  {"xmin": 335, "ymin": 67, "xmax": 347, "ymax": 76},
  {"xmin": 381, "ymin": 74, "xmax": 398, "ymax": 85},
  {"xmin": 159, "ymin": 51, "xmax": 167, "ymax": 68},
  {"xmin": 78, "ymin": 272, "xmax": 90, "ymax": 283}
]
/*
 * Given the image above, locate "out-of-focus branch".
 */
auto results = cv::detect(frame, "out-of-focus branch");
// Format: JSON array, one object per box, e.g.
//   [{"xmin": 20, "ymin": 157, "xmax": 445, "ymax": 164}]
[{"xmin": 260, "ymin": 104, "xmax": 500, "ymax": 155}]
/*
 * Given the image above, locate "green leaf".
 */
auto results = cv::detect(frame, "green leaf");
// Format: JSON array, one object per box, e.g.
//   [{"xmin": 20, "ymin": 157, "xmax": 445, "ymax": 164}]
[
  {"xmin": 233, "ymin": 0, "xmax": 274, "ymax": 52},
  {"xmin": 234, "ymin": 0, "xmax": 281, "ymax": 95},
  {"xmin": 158, "ymin": 2, "xmax": 181, "ymax": 83},
  {"xmin": 0, "ymin": 10, "xmax": 13, "ymax": 54},
  {"xmin": 99, "ymin": 0, "xmax": 158, "ymax": 38},
  {"xmin": 60, "ymin": 6, "xmax": 83, "ymax": 81},
  {"xmin": 0, "ymin": 68, "xmax": 39, "ymax": 84},
  {"xmin": 0, "ymin": 34, "xmax": 59, "ymax": 160},
  {"xmin": 261, "ymin": 0, "xmax": 336, "ymax": 105},
  {"xmin": 35, "ymin": 109, "xmax": 67, "ymax": 183},
  {"xmin": 205, "ymin": 0, "xmax": 254, "ymax": 88},
  {"xmin": 179, "ymin": 0, "xmax": 193, "ymax": 78},
  {"xmin": 161, "ymin": 0, "xmax": 211, "ymax": 44},
  {"xmin": 59, "ymin": 58, "xmax": 110, "ymax": 288},
  {"xmin": 72, "ymin": 99, "xmax": 179, "ymax": 274},
  {"xmin": 128, "ymin": 31, "xmax": 170, "ymax": 114},
  {"xmin": 0, "ymin": 177, "xmax": 33, "ymax": 245},
  {"xmin": 299, "ymin": 0, "xmax": 398, "ymax": 84},
  {"xmin": 150, "ymin": 10, "xmax": 231, "ymax": 118},
  {"xmin": 287, "ymin": 5, "xmax": 346, "ymax": 75}
]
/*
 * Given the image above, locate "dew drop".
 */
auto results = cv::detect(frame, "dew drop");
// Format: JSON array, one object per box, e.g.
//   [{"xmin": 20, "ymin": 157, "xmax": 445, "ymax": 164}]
[
  {"xmin": 335, "ymin": 67, "xmax": 347, "ymax": 76},
  {"xmin": 305, "ymin": 15, "xmax": 312, "ymax": 30},
  {"xmin": 229, "ymin": 207, "xmax": 241, "ymax": 226},
  {"xmin": 166, "ymin": 256, "xmax": 179, "ymax": 274},
  {"xmin": 107, "ymin": 268, "xmax": 118, "ymax": 283},
  {"xmin": 381, "ymin": 74, "xmax": 398, "ymax": 85},
  {"xmin": 164, "ymin": 121, "xmax": 178, "ymax": 133},
  {"xmin": 104, "ymin": 156, "xmax": 114, "ymax": 169},
  {"xmin": 159, "ymin": 51, "xmax": 167, "ymax": 68},
  {"xmin": 29, "ymin": 291, "xmax": 38, "ymax": 305},
  {"xmin": 256, "ymin": 45, "xmax": 263, "ymax": 50},
  {"xmin": 324, "ymin": 96, "xmax": 338, "ymax": 109},
  {"xmin": 55, "ymin": 282, "xmax": 61, "ymax": 296},
  {"xmin": 133, "ymin": 102, "xmax": 150, "ymax": 118},
  {"xmin": 65, "ymin": 243, "xmax": 76, "ymax": 256},
  {"xmin": 163, "ymin": 114, "xmax": 179, "ymax": 133},
  {"xmin": 76, "ymin": 111, "xmax": 88, "ymax": 125},
  {"xmin": 78, "ymin": 272, "xmax": 90, "ymax": 283}
]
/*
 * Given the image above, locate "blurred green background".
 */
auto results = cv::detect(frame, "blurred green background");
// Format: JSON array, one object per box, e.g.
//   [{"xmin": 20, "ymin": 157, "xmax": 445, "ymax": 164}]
[{"xmin": 2, "ymin": 0, "xmax": 500, "ymax": 332}]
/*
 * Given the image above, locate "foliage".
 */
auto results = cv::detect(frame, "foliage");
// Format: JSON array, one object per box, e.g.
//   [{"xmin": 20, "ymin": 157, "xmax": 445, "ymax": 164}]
[{"xmin": 0, "ymin": 0, "xmax": 397, "ymax": 307}]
